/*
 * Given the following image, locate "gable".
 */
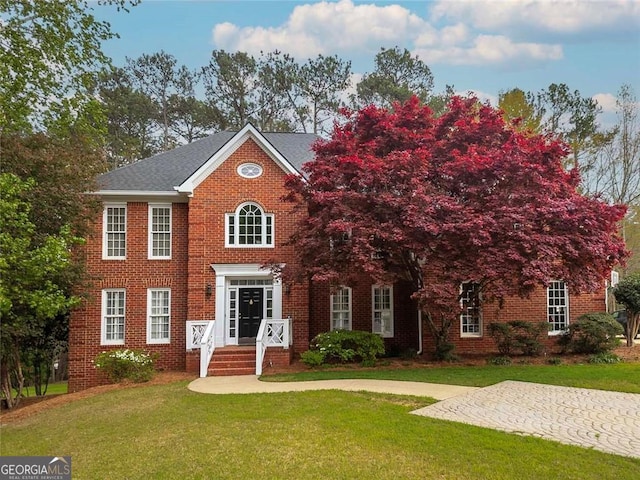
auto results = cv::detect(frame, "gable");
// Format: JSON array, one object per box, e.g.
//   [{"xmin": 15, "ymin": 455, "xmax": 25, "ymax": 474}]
[
  {"xmin": 175, "ymin": 124, "xmax": 310, "ymax": 195},
  {"xmin": 94, "ymin": 125, "xmax": 318, "ymax": 198}
]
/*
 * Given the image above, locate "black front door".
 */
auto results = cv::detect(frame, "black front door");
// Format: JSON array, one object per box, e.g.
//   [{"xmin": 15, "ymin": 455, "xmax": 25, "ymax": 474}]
[{"xmin": 239, "ymin": 288, "xmax": 263, "ymax": 341}]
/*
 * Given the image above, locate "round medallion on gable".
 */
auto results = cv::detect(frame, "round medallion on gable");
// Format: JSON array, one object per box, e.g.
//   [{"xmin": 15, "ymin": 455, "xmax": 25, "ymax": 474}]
[{"xmin": 237, "ymin": 163, "xmax": 263, "ymax": 178}]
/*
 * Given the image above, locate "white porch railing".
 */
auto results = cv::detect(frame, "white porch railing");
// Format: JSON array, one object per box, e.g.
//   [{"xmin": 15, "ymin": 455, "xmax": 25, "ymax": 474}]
[
  {"xmin": 186, "ymin": 321, "xmax": 210, "ymax": 350},
  {"xmin": 198, "ymin": 321, "xmax": 216, "ymax": 378},
  {"xmin": 255, "ymin": 317, "xmax": 292, "ymax": 376}
]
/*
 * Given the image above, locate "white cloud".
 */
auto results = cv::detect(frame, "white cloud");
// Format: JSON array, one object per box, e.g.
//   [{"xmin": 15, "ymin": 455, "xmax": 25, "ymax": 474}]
[
  {"xmin": 415, "ymin": 35, "xmax": 562, "ymax": 66},
  {"xmin": 593, "ymin": 93, "xmax": 618, "ymax": 114},
  {"xmin": 212, "ymin": 0, "xmax": 427, "ymax": 59},
  {"xmin": 210, "ymin": 0, "xmax": 576, "ymax": 68},
  {"xmin": 430, "ymin": 0, "xmax": 640, "ymax": 37}
]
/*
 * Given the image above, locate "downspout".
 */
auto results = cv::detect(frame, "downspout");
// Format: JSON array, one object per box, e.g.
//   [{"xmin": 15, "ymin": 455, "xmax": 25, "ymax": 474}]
[{"xmin": 417, "ymin": 309, "xmax": 423, "ymax": 355}]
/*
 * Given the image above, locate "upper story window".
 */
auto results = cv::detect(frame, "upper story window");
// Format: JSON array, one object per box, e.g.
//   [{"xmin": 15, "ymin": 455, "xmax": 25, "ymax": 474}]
[
  {"xmin": 226, "ymin": 202, "xmax": 274, "ymax": 248},
  {"xmin": 103, "ymin": 204, "xmax": 126, "ymax": 259},
  {"xmin": 102, "ymin": 289, "xmax": 125, "ymax": 345},
  {"xmin": 372, "ymin": 285, "xmax": 394, "ymax": 337},
  {"xmin": 237, "ymin": 163, "xmax": 263, "ymax": 179},
  {"xmin": 548, "ymin": 280, "xmax": 569, "ymax": 334},
  {"xmin": 148, "ymin": 204, "xmax": 172, "ymax": 259},
  {"xmin": 460, "ymin": 281, "xmax": 481, "ymax": 337},
  {"xmin": 331, "ymin": 286, "xmax": 352, "ymax": 331}
]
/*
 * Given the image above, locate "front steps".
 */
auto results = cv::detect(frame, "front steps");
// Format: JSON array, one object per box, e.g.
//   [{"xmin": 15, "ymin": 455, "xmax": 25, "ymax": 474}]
[{"xmin": 207, "ymin": 346, "xmax": 256, "ymax": 376}]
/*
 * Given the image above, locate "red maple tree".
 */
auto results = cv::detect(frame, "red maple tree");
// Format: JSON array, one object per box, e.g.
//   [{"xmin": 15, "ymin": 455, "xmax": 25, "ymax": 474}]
[{"xmin": 282, "ymin": 96, "xmax": 628, "ymax": 356}]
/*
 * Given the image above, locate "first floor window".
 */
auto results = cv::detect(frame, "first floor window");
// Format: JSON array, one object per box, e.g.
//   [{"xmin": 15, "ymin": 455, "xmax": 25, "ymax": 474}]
[
  {"xmin": 148, "ymin": 289, "xmax": 170, "ymax": 343},
  {"xmin": 548, "ymin": 280, "xmax": 568, "ymax": 333},
  {"xmin": 103, "ymin": 205, "xmax": 126, "ymax": 259},
  {"xmin": 102, "ymin": 289, "xmax": 125, "ymax": 345},
  {"xmin": 460, "ymin": 281, "xmax": 481, "ymax": 336},
  {"xmin": 331, "ymin": 287, "xmax": 352, "ymax": 330},
  {"xmin": 372, "ymin": 285, "xmax": 394, "ymax": 337}
]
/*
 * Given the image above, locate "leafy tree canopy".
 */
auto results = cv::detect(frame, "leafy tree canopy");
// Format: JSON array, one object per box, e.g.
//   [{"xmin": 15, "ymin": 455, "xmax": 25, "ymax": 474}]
[{"xmin": 283, "ymin": 96, "xmax": 628, "ymax": 317}]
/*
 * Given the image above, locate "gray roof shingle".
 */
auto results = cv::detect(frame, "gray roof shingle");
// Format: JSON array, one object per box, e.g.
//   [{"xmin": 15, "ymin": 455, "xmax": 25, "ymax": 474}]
[{"xmin": 97, "ymin": 130, "xmax": 319, "ymax": 192}]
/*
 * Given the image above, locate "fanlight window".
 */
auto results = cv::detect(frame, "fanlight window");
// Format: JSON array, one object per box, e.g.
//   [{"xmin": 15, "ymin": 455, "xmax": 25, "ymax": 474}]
[{"xmin": 226, "ymin": 202, "xmax": 274, "ymax": 247}]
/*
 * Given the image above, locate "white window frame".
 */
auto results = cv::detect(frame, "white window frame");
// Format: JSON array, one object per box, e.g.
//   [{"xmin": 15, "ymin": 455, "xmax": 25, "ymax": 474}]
[
  {"xmin": 460, "ymin": 281, "xmax": 482, "ymax": 337},
  {"xmin": 225, "ymin": 202, "xmax": 274, "ymax": 248},
  {"xmin": 148, "ymin": 204, "xmax": 172, "ymax": 259},
  {"xmin": 331, "ymin": 287, "xmax": 352, "ymax": 331},
  {"xmin": 147, "ymin": 288, "xmax": 171, "ymax": 344},
  {"xmin": 547, "ymin": 280, "xmax": 569, "ymax": 334},
  {"xmin": 372, "ymin": 285, "xmax": 394, "ymax": 337},
  {"xmin": 101, "ymin": 289, "xmax": 126, "ymax": 345},
  {"xmin": 102, "ymin": 204, "xmax": 127, "ymax": 259}
]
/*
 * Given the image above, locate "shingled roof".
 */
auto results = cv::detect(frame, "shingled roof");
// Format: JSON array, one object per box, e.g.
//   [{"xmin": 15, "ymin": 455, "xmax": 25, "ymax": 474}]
[{"xmin": 97, "ymin": 128, "xmax": 319, "ymax": 193}]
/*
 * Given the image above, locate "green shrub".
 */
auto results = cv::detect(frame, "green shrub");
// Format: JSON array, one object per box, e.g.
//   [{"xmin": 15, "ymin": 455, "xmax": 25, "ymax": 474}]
[
  {"xmin": 487, "ymin": 356, "xmax": 512, "ymax": 366},
  {"xmin": 557, "ymin": 313, "xmax": 623, "ymax": 354},
  {"xmin": 94, "ymin": 349, "xmax": 158, "ymax": 383},
  {"xmin": 300, "ymin": 350, "xmax": 325, "ymax": 367},
  {"xmin": 487, "ymin": 320, "xmax": 546, "ymax": 356},
  {"xmin": 306, "ymin": 330, "xmax": 385, "ymax": 367},
  {"xmin": 588, "ymin": 352, "xmax": 622, "ymax": 364}
]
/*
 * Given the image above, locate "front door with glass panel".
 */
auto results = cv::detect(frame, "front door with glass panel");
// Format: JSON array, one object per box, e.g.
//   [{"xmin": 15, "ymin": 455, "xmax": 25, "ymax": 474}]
[{"xmin": 239, "ymin": 288, "xmax": 263, "ymax": 343}]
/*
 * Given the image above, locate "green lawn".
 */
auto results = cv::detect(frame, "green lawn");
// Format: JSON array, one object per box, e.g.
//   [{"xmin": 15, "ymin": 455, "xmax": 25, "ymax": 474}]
[
  {"xmin": 263, "ymin": 362, "xmax": 640, "ymax": 393},
  {"xmin": 1, "ymin": 371, "xmax": 638, "ymax": 479}
]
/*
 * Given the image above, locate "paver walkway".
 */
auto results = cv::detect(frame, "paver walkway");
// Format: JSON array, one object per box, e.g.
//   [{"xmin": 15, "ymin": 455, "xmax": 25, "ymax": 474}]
[
  {"xmin": 412, "ymin": 380, "xmax": 640, "ymax": 459},
  {"xmin": 189, "ymin": 376, "xmax": 640, "ymax": 459}
]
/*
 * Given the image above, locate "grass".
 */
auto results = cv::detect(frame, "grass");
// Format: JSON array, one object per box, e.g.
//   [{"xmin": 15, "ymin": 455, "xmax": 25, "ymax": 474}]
[
  {"xmin": 263, "ymin": 362, "xmax": 640, "ymax": 393},
  {"xmin": 1, "ymin": 379, "xmax": 638, "ymax": 479},
  {"xmin": 6, "ymin": 381, "xmax": 68, "ymax": 399}
]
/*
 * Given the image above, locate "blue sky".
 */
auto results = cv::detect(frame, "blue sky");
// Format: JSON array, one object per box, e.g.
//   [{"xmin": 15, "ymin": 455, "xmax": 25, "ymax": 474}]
[{"xmin": 94, "ymin": 0, "xmax": 640, "ymax": 123}]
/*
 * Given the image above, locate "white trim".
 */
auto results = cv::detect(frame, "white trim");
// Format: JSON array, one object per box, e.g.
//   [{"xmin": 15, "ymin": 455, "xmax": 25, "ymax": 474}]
[
  {"xmin": 210, "ymin": 264, "xmax": 283, "ymax": 347},
  {"xmin": 147, "ymin": 288, "xmax": 171, "ymax": 344},
  {"xmin": 148, "ymin": 204, "xmax": 172, "ymax": 259},
  {"xmin": 331, "ymin": 287, "xmax": 352, "ymax": 331},
  {"xmin": 547, "ymin": 280, "xmax": 569, "ymax": 335},
  {"xmin": 93, "ymin": 190, "xmax": 185, "ymax": 199},
  {"xmin": 102, "ymin": 203, "xmax": 127, "ymax": 260},
  {"xmin": 175, "ymin": 124, "xmax": 300, "ymax": 194},
  {"xmin": 460, "ymin": 281, "xmax": 482, "ymax": 338},
  {"xmin": 101, "ymin": 289, "xmax": 126, "ymax": 345},
  {"xmin": 237, "ymin": 162, "xmax": 263, "ymax": 178},
  {"xmin": 372, "ymin": 285, "xmax": 394, "ymax": 338},
  {"xmin": 225, "ymin": 201, "xmax": 274, "ymax": 248}
]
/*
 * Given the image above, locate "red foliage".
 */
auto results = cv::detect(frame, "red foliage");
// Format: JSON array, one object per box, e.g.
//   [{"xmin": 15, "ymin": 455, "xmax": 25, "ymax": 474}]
[{"xmin": 283, "ymin": 96, "xmax": 628, "ymax": 316}]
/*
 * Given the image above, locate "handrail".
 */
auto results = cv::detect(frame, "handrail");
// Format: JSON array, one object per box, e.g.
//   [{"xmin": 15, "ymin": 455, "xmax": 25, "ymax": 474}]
[
  {"xmin": 255, "ymin": 317, "xmax": 291, "ymax": 376},
  {"xmin": 186, "ymin": 320, "xmax": 210, "ymax": 350},
  {"xmin": 199, "ymin": 320, "xmax": 216, "ymax": 378}
]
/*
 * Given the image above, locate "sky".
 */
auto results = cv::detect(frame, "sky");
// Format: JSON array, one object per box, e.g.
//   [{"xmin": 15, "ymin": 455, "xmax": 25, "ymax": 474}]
[{"xmin": 94, "ymin": 0, "xmax": 640, "ymax": 124}]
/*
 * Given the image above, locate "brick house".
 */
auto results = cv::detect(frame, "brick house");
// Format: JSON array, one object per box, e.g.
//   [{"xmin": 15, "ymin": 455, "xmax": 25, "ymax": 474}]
[{"xmin": 68, "ymin": 124, "xmax": 606, "ymax": 391}]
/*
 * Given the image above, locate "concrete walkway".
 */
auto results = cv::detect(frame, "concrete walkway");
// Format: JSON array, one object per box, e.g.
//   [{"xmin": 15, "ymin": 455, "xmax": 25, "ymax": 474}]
[
  {"xmin": 412, "ymin": 380, "xmax": 640, "ymax": 459},
  {"xmin": 188, "ymin": 376, "xmax": 640, "ymax": 459},
  {"xmin": 188, "ymin": 375, "xmax": 476, "ymax": 400}
]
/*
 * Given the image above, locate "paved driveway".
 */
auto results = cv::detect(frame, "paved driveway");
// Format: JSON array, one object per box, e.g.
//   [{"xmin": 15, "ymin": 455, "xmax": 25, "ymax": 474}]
[{"xmin": 411, "ymin": 380, "xmax": 640, "ymax": 459}]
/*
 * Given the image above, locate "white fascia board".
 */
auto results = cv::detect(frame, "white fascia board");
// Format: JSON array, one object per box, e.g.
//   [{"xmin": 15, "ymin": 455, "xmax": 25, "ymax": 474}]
[
  {"xmin": 91, "ymin": 190, "xmax": 189, "ymax": 203},
  {"xmin": 175, "ymin": 124, "xmax": 300, "ymax": 195}
]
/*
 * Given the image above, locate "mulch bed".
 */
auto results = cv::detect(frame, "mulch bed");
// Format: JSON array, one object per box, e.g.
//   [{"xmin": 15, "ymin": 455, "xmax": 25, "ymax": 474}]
[{"xmin": 2, "ymin": 345, "xmax": 638, "ymax": 424}]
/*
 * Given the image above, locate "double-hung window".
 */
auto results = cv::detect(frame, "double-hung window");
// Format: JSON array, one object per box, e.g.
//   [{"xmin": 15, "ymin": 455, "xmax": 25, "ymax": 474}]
[
  {"xmin": 103, "ymin": 204, "xmax": 126, "ymax": 259},
  {"xmin": 226, "ymin": 202, "xmax": 274, "ymax": 247},
  {"xmin": 372, "ymin": 285, "xmax": 394, "ymax": 337},
  {"xmin": 547, "ymin": 280, "xmax": 569, "ymax": 333},
  {"xmin": 331, "ymin": 287, "xmax": 352, "ymax": 331},
  {"xmin": 102, "ymin": 289, "xmax": 125, "ymax": 345},
  {"xmin": 460, "ymin": 281, "xmax": 481, "ymax": 337},
  {"xmin": 149, "ymin": 204, "xmax": 172, "ymax": 259},
  {"xmin": 147, "ymin": 289, "xmax": 171, "ymax": 344}
]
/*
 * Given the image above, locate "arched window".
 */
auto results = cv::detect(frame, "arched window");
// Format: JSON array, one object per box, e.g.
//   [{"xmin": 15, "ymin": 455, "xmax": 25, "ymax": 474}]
[{"xmin": 226, "ymin": 202, "xmax": 274, "ymax": 247}]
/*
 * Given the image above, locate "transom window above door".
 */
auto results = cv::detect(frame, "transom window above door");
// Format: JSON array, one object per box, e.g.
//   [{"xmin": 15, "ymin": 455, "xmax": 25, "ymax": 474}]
[{"xmin": 225, "ymin": 202, "xmax": 274, "ymax": 247}]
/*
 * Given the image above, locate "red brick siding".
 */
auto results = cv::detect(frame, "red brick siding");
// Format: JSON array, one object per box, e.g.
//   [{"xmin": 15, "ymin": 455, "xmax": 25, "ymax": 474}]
[{"xmin": 69, "ymin": 202, "xmax": 189, "ymax": 392}]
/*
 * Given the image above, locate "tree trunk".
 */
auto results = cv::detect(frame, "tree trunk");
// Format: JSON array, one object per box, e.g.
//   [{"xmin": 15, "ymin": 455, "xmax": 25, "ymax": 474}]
[
  {"xmin": 424, "ymin": 311, "xmax": 456, "ymax": 360},
  {"xmin": 625, "ymin": 311, "xmax": 639, "ymax": 347}
]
